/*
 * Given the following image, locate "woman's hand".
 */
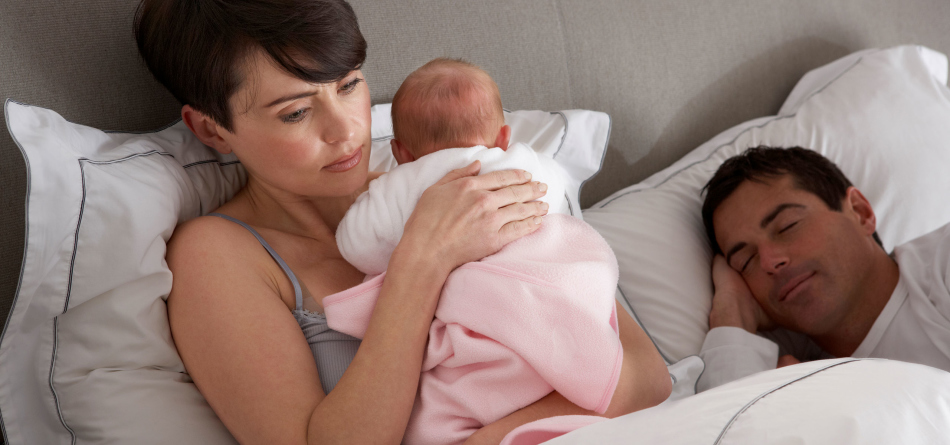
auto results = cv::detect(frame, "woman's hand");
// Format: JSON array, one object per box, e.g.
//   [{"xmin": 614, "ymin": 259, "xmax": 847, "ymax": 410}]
[{"xmin": 398, "ymin": 160, "xmax": 549, "ymax": 276}]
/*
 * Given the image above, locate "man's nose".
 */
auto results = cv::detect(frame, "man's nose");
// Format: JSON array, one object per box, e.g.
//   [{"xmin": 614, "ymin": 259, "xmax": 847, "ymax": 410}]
[{"xmin": 759, "ymin": 243, "xmax": 789, "ymax": 274}]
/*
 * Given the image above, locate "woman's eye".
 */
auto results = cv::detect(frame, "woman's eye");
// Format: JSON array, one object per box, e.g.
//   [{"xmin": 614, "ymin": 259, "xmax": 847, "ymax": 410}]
[
  {"xmin": 281, "ymin": 108, "xmax": 309, "ymax": 124},
  {"xmin": 340, "ymin": 77, "xmax": 363, "ymax": 95}
]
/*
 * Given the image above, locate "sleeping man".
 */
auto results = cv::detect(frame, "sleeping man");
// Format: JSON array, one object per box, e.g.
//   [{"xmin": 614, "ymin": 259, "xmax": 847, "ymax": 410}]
[
  {"xmin": 326, "ymin": 58, "xmax": 668, "ymax": 444},
  {"xmin": 696, "ymin": 146, "xmax": 950, "ymax": 391}
]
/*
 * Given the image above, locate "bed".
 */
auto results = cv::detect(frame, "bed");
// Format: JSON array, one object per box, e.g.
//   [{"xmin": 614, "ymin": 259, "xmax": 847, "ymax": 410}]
[{"xmin": 2, "ymin": 1, "xmax": 950, "ymax": 444}]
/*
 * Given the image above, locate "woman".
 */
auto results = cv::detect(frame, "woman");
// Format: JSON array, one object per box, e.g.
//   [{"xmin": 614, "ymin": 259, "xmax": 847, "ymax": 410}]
[{"xmin": 135, "ymin": 0, "xmax": 671, "ymax": 443}]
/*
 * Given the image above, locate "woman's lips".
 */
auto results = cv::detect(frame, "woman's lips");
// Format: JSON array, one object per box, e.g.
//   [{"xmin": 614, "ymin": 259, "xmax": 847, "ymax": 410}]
[{"xmin": 323, "ymin": 148, "xmax": 362, "ymax": 172}]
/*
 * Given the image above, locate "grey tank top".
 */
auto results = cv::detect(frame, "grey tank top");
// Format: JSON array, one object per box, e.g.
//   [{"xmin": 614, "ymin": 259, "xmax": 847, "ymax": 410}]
[{"xmin": 208, "ymin": 213, "xmax": 360, "ymax": 394}]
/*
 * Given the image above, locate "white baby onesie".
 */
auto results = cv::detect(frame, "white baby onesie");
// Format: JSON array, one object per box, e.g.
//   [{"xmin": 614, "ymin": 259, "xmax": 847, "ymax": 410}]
[{"xmin": 337, "ymin": 143, "xmax": 571, "ymax": 275}]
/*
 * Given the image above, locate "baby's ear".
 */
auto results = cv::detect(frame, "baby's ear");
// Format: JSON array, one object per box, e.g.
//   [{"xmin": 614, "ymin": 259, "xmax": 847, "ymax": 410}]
[
  {"xmin": 391, "ymin": 139, "xmax": 416, "ymax": 165},
  {"xmin": 495, "ymin": 125, "xmax": 512, "ymax": 151}
]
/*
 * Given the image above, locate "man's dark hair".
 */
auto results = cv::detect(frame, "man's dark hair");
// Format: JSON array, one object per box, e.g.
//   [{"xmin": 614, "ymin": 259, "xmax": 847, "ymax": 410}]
[
  {"xmin": 701, "ymin": 146, "xmax": 882, "ymax": 254},
  {"xmin": 135, "ymin": 0, "xmax": 367, "ymax": 132}
]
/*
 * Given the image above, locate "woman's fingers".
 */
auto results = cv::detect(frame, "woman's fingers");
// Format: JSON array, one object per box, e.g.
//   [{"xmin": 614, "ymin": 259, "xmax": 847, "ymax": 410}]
[
  {"xmin": 489, "ymin": 181, "xmax": 548, "ymax": 210},
  {"xmin": 496, "ymin": 201, "xmax": 549, "ymax": 246},
  {"xmin": 469, "ymin": 168, "xmax": 533, "ymax": 191},
  {"xmin": 498, "ymin": 214, "xmax": 545, "ymax": 244},
  {"xmin": 434, "ymin": 160, "xmax": 482, "ymax": 186},
  {"xmin": 404, "ymin": 167, "xmax": 550, "ymax": 271},
  {"xmin": 497, "ymin": 201, "xmax": 549, "ymax": 225}
]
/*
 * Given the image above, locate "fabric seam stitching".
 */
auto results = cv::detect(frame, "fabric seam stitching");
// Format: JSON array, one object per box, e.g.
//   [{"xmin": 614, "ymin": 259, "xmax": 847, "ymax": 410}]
[
  {"xmin": 712, "ymin": 359, "xmax": 860, "ymax": 444},
  {"xmin": 62, "ymin": 161, "xmax": 90, "ymax": 313},
  {"xmin": 564, "ymin": 191, "xmax": 574, "ymax": 216},
  {"xmin": 182, "ymin": 159, "xmax": 241, "ymax": 169},
  {"xmin": 49, "ymin": 317, "xmax": 77, "ymax": 444},
  {"xmin": 550, "ymin": 111, "xmax": 570, "ymax": 159},
  {"xmin": 61, "ymin": 151, "xmax": 177, "ymax": 441},
  {"xmin": 1, "ymin": 99, "xmax": 31, "ymax": 445},
  {"xmin": 578, "ymin": 114, "xmax": 611, "ymax": 209}
]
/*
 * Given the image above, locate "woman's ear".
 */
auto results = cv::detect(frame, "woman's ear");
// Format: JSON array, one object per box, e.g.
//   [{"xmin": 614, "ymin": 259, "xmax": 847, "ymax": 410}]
[
  {"xmin": 181, "ymin": 105, "xmax": 232, "ymax": 154},
  {"xmin": 494, "ymin": 125, "xmax": 512, "ymax": 151},
  {"xmin": 391, "ymin": 139, "xmax": 416, "ymax": 165}
]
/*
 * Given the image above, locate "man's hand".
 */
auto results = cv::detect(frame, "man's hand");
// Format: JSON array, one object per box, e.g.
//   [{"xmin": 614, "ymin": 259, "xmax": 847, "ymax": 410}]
[
  {"xmin": 709, "ymin": 255, "xmax": 775, "ymax": 333},
  {"xmin": 777, "ymin": 355, "xmax": 801, "ymax": 368}
]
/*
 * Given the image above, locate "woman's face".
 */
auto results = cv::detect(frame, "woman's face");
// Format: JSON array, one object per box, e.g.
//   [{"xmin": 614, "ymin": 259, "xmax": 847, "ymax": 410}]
[{"xmin": 219, "ymin": 50, "xmax": 372, "ymax": 198}]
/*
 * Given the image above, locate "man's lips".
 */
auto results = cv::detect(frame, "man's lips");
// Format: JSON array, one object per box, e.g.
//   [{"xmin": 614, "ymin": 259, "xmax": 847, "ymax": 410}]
[
  {"xmin": 777, "ymin": 271, "xmax": 816, "ymax": 302},
  {"xmin": 323, "ymin": 149, "xmax": 362, "ymax": 172}
]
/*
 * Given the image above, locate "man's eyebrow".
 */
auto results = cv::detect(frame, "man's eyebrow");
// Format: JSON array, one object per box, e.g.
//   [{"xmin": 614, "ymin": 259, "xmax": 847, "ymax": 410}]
[
  {"xmin": 264, "ymin": 90, "xmax": 317, "ymax": 108},
  {"xmin": 760, "ymin": 203, "xmax": 805, "ymax": 229},
  {"xmin": 723, "ymin": 203, "xmax": 805, "ymax": 265},
  {"xmin": 725, "ymin": 242, "xmax": 747, "ymax": 266}
]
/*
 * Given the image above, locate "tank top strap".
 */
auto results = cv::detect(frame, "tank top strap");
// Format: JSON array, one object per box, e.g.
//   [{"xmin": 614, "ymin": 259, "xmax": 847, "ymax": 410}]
[{"xmin": 207, "ymin": 213, "xmax": 304, "ymax": 311}]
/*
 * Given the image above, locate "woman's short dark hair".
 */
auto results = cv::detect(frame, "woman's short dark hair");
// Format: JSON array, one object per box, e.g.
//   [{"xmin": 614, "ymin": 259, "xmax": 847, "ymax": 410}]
[
  {"xmin": 701, "ymin": 146, "xmax": 882, "ymax": 254},
  {"xmin": 135, "ymin": 0, "xmax": 367, "ymax": 132}
]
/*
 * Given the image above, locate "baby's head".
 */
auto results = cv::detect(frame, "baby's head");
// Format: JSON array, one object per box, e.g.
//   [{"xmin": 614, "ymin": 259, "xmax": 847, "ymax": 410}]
[{"xmin": 390, "ymin": 58, "xmax": 510, "ymax": 164}]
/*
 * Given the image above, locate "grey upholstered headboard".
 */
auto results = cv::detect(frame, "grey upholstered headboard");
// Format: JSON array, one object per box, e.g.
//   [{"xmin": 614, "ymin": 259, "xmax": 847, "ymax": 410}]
[{"xmin": 1, "ymin": 1, "xmax": 949, "ymax": 440}]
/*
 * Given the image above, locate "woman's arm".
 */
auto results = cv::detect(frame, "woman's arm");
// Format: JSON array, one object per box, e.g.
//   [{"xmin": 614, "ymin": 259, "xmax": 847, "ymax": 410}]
[
  {"xmin": 314, "ymin": 166, "xmax": 551, "ymax": 445},
  {"xmin": 168, "ymin": 163, "xmax": 549, "ymax": 445},
  {"xmin": 465, "ymin": 301, "xmax": 672, "ymax": 445}
]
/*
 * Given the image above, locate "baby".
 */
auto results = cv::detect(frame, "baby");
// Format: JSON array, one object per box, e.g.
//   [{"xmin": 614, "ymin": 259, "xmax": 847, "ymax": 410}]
[
  {"xmin": 327, "ymin": 59, "xmax": 623, "ymax": 445},
  {"xmin": 337, "ymin": 58, "xmax": 572, "ymax": 274},
  {"xmin": 388, "ymin": 58, "xmax": 560, "ymax": 185}
]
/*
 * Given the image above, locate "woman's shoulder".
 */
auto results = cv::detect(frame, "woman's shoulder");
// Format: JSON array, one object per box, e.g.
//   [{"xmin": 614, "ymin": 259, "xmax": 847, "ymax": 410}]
[
  {"xmin": 168, "ymin": 213, "xmax": 259, "ymax": 258},
  {"xmin": 166, "ymin": 214, "xmax": 290, "ymax": 307}
]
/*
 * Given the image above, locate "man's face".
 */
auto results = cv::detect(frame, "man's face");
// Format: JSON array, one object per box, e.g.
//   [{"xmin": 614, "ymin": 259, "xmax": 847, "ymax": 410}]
[{"xmin": 712, "ymin": 175, "xmax": 878, "ymax": 337}]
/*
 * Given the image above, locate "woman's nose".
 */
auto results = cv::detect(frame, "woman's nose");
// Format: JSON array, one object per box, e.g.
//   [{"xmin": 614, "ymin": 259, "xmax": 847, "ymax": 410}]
[{"xmin": 321, "ymin": 102, "xmax": 357, "ymax": 145}]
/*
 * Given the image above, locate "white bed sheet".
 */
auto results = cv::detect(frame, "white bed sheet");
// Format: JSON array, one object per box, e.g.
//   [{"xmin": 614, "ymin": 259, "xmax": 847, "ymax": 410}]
[{"xmin": 548, "ymin": 359, "xmax": 950, "ymax": 444}]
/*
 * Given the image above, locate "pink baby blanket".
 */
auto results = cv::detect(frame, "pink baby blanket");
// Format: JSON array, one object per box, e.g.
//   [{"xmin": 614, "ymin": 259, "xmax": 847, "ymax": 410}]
[{"xmin": 324, "ymin": 214, "xmax": 622, "ymax": 445}]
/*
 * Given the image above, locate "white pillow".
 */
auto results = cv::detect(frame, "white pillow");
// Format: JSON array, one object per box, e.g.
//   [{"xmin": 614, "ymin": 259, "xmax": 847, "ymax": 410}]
[
  {"xmin": 0, "ymin": 99, "xmax": 609, "ymax": 444},
  {"xmin": 583, "ymin": 45, "xmax": 950, "ymax": 363},
  {"xmin": 0, "ymin": 100, "xmax": 245, "ymax": 444},
  {"xmin": 548, "ymin": 359, "xmax": 950, "ymax": 444}
]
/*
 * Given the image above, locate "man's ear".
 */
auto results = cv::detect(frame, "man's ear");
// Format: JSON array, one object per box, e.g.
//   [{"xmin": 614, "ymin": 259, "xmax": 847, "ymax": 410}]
[
  {"xmin": 181, "ymin": 105, "xmax": 232, "ymax": 154},
  {"xmin": 391, "ymin": 139, "xmax": 416, "ymax": 165},
  {"xmin": 494, "ymin": 125, "xmax": 511, "ymax": 151},
  {"xmin": 845, "ymin": 186, "xmax": 877, "ymax": 236}
]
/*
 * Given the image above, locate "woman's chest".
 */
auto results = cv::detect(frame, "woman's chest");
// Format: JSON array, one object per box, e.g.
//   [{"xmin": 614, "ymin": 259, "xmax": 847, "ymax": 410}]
[
  {"xmin": 265, "ymin": 233, "xmax": 367, "ymax": 313},
  {"xmin": 298, "ymin": 257, "xmax": 367, "ymax": 311}
]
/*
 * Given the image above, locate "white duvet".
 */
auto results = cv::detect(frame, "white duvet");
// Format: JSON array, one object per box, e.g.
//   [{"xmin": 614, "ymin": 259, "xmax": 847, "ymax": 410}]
[{"xmin": 548, "ymin": 358, "xmax": 950, "ymax": 444}]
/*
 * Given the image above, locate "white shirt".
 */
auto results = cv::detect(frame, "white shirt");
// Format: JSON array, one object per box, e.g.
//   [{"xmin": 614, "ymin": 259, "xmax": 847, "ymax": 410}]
[{"xmin": 697, "ymin": 222, "xmax": 950, "ymax": 392}]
